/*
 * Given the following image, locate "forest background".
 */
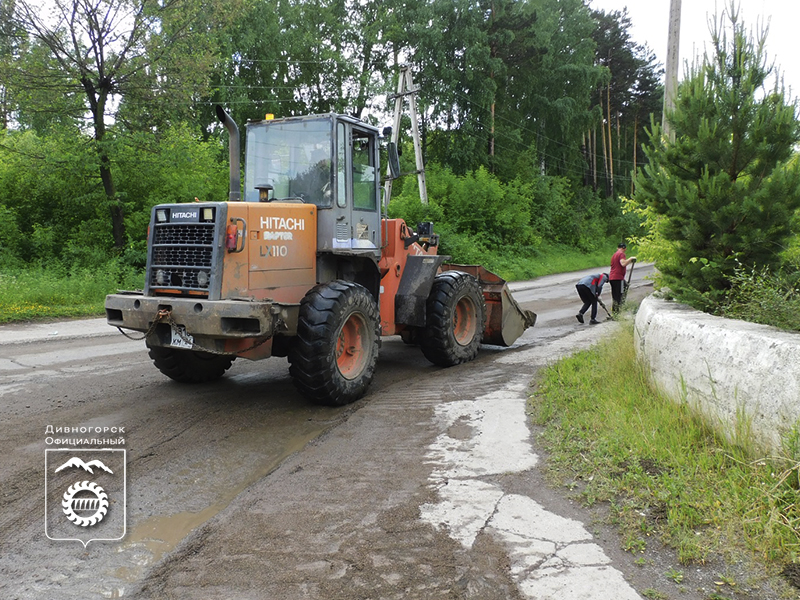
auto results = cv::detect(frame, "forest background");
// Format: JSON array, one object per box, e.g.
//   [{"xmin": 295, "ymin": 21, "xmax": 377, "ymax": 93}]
[{"xmin": 1, "ymin": 0, "xmax": 662, "ymax": 319}]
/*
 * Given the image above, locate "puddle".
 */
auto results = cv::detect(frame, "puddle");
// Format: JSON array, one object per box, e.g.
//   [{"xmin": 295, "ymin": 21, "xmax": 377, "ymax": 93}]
[
  {"xmin": 114, "ymin": 421, "xmax": 331, "ymax": 581},
  {"xmin": 119, "ymin": 505, "xmax": 221, "ymax": 569}
]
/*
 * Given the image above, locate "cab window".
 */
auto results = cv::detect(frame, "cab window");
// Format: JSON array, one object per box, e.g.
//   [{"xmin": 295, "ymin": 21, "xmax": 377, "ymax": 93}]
[{"xmin": 352, "ymin": 130, "xmax": 376, "ymax": 211}]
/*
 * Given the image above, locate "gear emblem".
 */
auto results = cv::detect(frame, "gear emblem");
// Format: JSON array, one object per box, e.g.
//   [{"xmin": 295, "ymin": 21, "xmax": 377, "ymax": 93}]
[{"xmin": 61, "ymin": 481, "xmax": 109, "ymax": 527}]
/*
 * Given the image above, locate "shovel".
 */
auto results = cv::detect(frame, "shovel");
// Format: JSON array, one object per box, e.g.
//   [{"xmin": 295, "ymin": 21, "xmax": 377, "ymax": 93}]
[
  {"xmin": 597, "ymin": 297, "xmax": 612, "ymax": 318},
  {"xmin": 621, "ymin": 259, "xmax": 636, "ymax": 304}
]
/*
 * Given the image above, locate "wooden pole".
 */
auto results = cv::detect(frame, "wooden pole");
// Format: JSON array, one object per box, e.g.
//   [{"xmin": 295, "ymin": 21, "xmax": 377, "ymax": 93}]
[
  {"xmin": 663, "ymin": 0, "xmax": 682, "ymax": 140},
  {"xmin": 384, "ymin": 66, "xmax": 428, "ymax": 205}
]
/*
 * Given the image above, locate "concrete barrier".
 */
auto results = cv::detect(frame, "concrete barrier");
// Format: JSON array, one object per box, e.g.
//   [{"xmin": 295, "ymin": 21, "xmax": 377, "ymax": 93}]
[{"xmin": 634, "ymin": 295, "xmax": 800, "ymax": 452}]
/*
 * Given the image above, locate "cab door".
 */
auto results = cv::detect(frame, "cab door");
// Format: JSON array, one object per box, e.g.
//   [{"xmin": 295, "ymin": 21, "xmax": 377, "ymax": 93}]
[{"xmin": 329, "ymin": 119, "xmax": 381, "ymax": 252}]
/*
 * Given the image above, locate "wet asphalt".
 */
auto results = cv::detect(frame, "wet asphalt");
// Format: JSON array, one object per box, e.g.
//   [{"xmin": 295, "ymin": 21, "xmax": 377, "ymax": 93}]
[{"xmin": 0, "ymin": 265, "xmax": 672, "ymax": 599}]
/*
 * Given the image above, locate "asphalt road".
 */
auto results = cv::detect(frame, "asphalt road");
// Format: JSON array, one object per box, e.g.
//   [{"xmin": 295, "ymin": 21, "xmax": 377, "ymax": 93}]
[{"xmin": 0, "ymin": 264, "xmax": 658, "ymax": 600}]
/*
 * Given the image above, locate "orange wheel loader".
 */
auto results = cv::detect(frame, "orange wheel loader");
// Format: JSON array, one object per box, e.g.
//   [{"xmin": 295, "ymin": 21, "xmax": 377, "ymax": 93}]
[{"xmin": 106, "ymin": 107, "xmax": 536, "ymax": 406}]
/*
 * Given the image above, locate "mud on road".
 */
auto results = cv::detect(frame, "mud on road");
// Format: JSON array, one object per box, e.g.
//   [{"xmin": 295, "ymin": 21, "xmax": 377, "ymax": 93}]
[{"xmin": 5, "ymin": 266, "xmax": 757, "ymax": 600}]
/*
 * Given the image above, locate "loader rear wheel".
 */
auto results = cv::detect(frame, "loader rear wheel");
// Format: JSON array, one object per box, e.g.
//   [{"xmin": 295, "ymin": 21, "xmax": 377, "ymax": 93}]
[
  {"xmin": 421, "ymin": 271, "xmax": 486, "ymax": 367},
  {"xmin": 288, "ymin": 281, "xmax": 381, "ymax": 406},
  {"xmin": 147, "ymin": 345, "xmax": 235, "ymax": 383}
]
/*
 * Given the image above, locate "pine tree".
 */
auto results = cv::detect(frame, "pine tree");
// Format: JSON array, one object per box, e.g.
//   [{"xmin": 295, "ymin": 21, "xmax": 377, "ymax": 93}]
[{"xmin": 632, "ymin": 2, "xmax": 800, "ymax": 310}]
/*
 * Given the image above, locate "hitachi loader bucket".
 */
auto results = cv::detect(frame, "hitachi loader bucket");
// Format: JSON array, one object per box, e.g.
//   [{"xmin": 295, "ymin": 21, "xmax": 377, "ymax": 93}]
[{"xmin": 441, "ymin": 265, "xmax": 537, "ymax": 347}]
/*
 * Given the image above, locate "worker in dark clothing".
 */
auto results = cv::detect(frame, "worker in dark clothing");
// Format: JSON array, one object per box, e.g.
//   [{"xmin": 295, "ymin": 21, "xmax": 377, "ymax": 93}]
[
  {"xmin": 609, "ymin": 242, "xmax": 636, "ymax": 314},
  {"xmin": 575, "ymin": 272, "xmax": 609, "ymax": 324}
]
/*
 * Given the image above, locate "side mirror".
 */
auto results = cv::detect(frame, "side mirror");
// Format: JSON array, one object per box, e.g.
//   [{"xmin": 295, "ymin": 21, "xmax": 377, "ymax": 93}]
[{"xmin": 387, "ymin": 142, "xmax": 401, "ymax": 180}]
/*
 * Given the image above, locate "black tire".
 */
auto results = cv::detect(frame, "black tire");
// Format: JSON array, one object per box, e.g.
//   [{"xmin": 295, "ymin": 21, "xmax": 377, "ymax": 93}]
[
  {"xmin": 420, "ymin": 271, "xmax": 486, "ymax": 367},
  {"xmin": 288, "ymin": 280, "xmax": 381, "ymax": 406},
  {"xmin": 147, "ymin": 345, "xmax": 235, "ymax": 383}
]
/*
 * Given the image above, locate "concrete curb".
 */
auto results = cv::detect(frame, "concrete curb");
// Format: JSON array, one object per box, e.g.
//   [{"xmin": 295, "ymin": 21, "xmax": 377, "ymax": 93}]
[
  {"xmin": 634, "ymin": 295, "xmax": 800, "ymax": 452},
  {"xmin": 0, "ymin": 317, "xmax": 116, "ymax": 346}
]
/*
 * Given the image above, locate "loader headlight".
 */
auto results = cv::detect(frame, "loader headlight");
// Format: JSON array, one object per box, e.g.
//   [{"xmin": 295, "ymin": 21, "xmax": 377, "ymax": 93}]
[
  {"xmin": 197, "ymin": 271, "xmax": 209, "ymax": 287},
  {"xmin": 155, "ymin": 209, "xmax": 169, "ymax": 223},
  {"xmin": 156, "ymin": 269, "xmax": 167, "ymax": 285}
]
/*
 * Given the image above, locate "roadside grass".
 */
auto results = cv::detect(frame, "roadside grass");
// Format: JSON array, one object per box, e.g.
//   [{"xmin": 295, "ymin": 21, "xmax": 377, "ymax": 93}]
[
  {"xmin": 441, "ymin": 239, "xmax": 626, "ymax": 282},
  {"xmin": 0, "ymin": 264, "xmax": 142, "ymax": 324},
  {"xmin": 528, "ymin": 320, "xmax": 800, "ymax": 582},
  {"xmin": 497, "ymin": 241, "xmax": 619, "ymax": 281}
]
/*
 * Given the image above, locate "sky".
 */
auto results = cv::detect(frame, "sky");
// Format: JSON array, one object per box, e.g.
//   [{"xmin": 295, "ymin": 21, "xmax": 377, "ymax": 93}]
[{"xmin": 588, "ymin": 0, "xmax": 800, "ymax": 100}]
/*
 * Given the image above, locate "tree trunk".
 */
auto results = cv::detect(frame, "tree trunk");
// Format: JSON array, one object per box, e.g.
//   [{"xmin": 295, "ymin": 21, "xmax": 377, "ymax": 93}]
[
  {"xmin": 353, "ymin": 39, "xmax": 374, "ymax": 119},
  {"xmin": 0, "ymin": 87, "xmax": 7, "ymax": 129},
  {"xmin": 101, "ymin": 157, "xmax": 125, "ymax": 251},
  {"xmin": 599, "ymin": 91, "xmax": 609, "ymax": 195},
  {"xmin": 489, "ymin": 1, "xmax": 496, "ymax": 167},
  {"xmin": 86, "ymin": 81, "xmax": 126, "ymax": 250},
  {"xmin": 607, "ymin": 84, "xmax": 614, "ymax": 197},
  {"xmin": 582, "ymin": 132, "xmax": 589, "ymax": 186},
  {"xmin": 592, "ymin": 127, "xmax": 597, "ymax": 192},
  {"xmin": 632, "ymin": 113, "xmax": 639, "ymax": 195},
  {"xmin": 489, "ymin": 100, "xmax": 495, "ymax": 159}
]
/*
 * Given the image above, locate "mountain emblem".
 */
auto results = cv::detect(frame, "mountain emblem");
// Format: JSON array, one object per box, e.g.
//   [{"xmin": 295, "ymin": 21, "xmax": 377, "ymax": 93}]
[{"xmin": 54, "ymin": 457, "xmax": 114, "ymax": 475}]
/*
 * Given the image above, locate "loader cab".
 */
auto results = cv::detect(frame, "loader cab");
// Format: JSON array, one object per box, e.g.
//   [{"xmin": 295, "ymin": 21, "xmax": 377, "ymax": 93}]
[{"xmin": 244, "ymin": 114, "xmax": 382, "ymax": 259}]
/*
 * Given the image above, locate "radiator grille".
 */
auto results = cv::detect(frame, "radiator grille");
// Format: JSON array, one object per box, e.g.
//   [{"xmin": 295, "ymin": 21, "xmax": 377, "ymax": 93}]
[
  {"xmin": 154, "ymin": 224, "xmax": 215, "ymax": 246},
  {"xmin": 149, "ymin": 222, "xmax": 216, "ymax": 295},
  {"xmin": 152, "ymin": 246, "xmax": 213, "ymax": 267}
]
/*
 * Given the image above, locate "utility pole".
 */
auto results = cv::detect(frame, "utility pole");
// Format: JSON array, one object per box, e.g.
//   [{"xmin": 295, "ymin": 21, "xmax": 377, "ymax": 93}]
[
  {"xmin": 385, "ymin": 66, "xmax": 428, "ymax": 206},
  {"xmin": 663, "ymin": 0, "xmax": 682, "ymax": 140}
]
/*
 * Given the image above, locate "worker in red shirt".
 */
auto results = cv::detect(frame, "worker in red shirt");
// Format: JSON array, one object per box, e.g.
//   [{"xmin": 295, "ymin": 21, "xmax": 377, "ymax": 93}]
[{"xmin": 609, "ymin": 242, "xmax": 636, "ymax": 315}]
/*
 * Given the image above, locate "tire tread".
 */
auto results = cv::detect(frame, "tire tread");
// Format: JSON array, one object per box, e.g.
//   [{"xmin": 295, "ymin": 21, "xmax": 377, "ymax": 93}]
[
  {"xmin": 288, "ymin": 280, "xmax": 380, "ymax": 406},
  {"xmin": 420, "ymin": 271, "xmax": 486, "ymax": 367},
  {"xmin": 148, "ymin": 346, "xmax": 235, "ymax": 383}
]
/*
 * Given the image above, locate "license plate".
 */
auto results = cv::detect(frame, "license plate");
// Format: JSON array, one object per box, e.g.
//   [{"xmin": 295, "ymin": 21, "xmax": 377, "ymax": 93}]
[{"xmin": 170, "ymin": 324, "xmax": 194, "ymax": 349}]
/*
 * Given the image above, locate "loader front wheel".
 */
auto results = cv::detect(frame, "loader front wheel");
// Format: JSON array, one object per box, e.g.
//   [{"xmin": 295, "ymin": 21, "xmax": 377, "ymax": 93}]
[
  {"xmin": 288, "ymin": 281, "xmax": 381, "ymax": 406},
  {"xmin": 147, "ymin": 346, "xmax": 235, "ymax": 383},
  {"xmin": 421, "ymin": 271, "xmax": 486, "ymax": 367}
]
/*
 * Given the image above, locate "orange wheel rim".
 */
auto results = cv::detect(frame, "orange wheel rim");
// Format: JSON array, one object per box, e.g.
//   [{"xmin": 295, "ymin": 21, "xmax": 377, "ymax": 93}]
[
  {"xmin": 453, "ymin": 295, "xmax": 477, "ymax": 346},
  {"xmin": 336, "ymin": 313, "xmax": 368, "ymax": 379}
]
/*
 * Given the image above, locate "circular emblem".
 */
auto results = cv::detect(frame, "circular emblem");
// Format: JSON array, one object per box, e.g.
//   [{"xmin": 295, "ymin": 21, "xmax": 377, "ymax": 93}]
[{"xmin": 61, "ymin": 481, "xmax": 109, "ymax": 527}]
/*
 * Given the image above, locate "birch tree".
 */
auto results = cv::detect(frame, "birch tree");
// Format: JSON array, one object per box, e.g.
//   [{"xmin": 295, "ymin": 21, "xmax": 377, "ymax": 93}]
[{"xmin": 10, "ymin": 0, "xmax": 228, "ymax": 249}]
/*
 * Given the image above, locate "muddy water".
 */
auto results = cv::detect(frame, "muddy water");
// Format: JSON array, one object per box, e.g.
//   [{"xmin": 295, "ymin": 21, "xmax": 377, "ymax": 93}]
[
  {"xmin": 115, "ymin": 420, "xmax": 325, "ymax": 581},
  {"xmin": 0, "ymin": 336, "xmax": 353, "ymax": 599}
]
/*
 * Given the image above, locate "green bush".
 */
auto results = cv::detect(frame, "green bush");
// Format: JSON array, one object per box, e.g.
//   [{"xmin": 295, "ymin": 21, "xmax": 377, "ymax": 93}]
[
  {"xmin": 0, "ymin": 204, "xmax": 23, "ymax": 267},
  {"xmin": 388, "ymin": 163, "xmax": 622, "ymax": 256},
  {"xmin": 390, "ymin": 164, "xmax": 539, "ymax": 247},
  {"xmin": 530, "ymin": 177, "xmax": 609, "ymax": 251},
  {"xmin": 0, "ymin": 129, "xmax": 104, "ymax": 265},
  {"xmin": 718, "ymin": 264, "xmax": 800, "ymax": 331},
  {"xmin": 0, "ymin": 124, "xmax": 228, "ymax": 271}
]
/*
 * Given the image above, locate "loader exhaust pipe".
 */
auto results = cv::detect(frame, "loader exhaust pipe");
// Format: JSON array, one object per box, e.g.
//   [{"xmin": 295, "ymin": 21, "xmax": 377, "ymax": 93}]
[{"xmin": 215, "ymin": 105, "xmax": 242, "ymax": 202}]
